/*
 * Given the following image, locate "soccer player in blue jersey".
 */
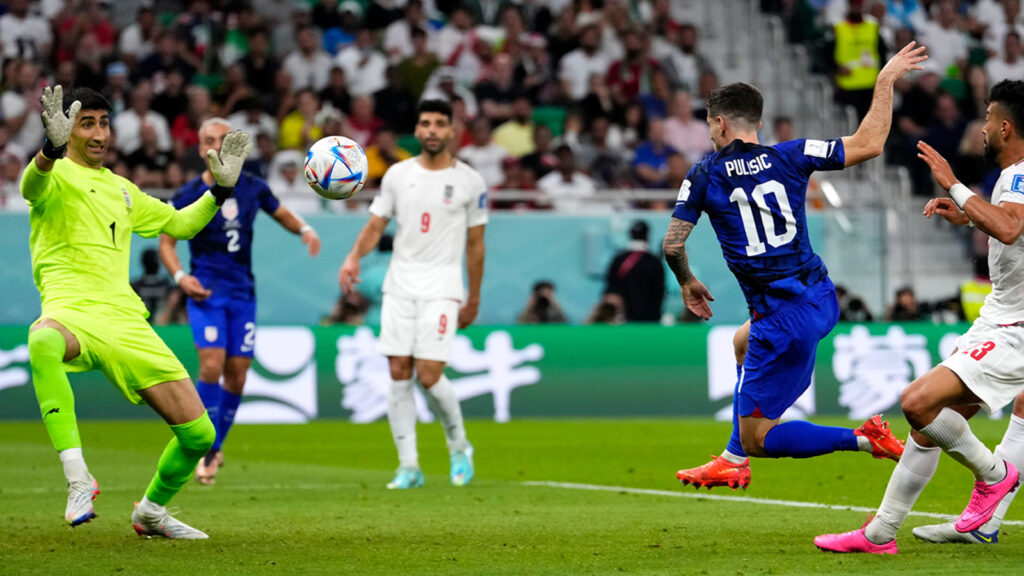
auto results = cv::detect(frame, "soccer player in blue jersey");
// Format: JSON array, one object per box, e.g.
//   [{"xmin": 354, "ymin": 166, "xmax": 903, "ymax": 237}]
[
  {"xmin": 159, "ymin": 118, "xmax": 321, "ymax": 484},
  {"xmin": 666, "ymin": 42, "xmax": 928, "ymax": 490}
]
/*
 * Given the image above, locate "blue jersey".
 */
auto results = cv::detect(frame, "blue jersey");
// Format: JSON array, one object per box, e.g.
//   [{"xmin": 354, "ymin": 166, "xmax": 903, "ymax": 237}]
[
  {"xmin": 173, "ymin": 172, "xmax": 281, "ymax": 300},
  {"xmin": 672, "ymin": 138, "xmax": 845, "ymax": 314}
]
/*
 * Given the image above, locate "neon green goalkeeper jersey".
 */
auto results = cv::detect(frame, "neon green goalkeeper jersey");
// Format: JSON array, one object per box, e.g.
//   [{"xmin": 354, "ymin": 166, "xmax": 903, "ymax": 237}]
[{"xmin": 22, "ymin": 157, "xmax": 217, "ymax": 317}]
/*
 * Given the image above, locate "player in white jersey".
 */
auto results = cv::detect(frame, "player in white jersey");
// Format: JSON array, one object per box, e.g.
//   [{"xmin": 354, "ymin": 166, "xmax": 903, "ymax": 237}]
[
  {"xmin": 339, "ymin": 100, "xmax": 488, "ymax": 490},
  {"xmin": 816, "ymin": 80, "xmax": 1024, "ymax": 554}
]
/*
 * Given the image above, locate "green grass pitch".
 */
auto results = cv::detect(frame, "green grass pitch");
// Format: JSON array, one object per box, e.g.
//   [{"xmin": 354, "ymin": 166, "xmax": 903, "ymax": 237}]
[{"xmin": 2, "ymin": 418, "xmax": 1022, "ymax": 575}]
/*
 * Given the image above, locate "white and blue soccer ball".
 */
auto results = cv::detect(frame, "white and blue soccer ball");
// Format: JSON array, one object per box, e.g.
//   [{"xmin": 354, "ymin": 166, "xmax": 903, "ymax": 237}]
[{"xmin": 304, "ymin": 135, "xmax": 368, "ymax": 200}]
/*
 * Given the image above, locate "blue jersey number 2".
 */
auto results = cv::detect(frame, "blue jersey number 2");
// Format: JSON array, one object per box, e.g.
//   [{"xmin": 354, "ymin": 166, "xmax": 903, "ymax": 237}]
[{"xmin": 728, "ymin": 179, "xmax": 797, "ymax": 256}]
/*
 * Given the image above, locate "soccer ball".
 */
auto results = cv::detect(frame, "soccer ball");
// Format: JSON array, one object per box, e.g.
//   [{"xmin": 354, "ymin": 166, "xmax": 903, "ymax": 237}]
[{"xmin": 304, "ymin": 136, "xmax": 368, "ymax": 200}]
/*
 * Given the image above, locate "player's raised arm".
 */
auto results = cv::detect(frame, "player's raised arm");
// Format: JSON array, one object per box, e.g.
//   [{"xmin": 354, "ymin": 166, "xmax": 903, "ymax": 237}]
[
  {"xmin": 20, "ymin": 85, "xmax": 80, "ymax": 202},
  {"xmin": 339, "ymin": 214, "xmax": 389, "ymax": 294},
  {"xmin": 663, "ymin": 217, "xmax": 714, "ymax": 319},
  {"xmin": 160, "ymin": 131, "xmax": 252, "ymax": 239},
  {"xmin": 918, "ymin": 140, "xmax": 1024, "ymax": 244},
  {"xmin": 841, "ymin": 42, "xmax": 928, "ymax": 167}
]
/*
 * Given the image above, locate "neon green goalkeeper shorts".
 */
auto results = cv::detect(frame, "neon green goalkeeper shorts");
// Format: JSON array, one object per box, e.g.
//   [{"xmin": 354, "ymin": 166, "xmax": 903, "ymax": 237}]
[{"xmin": 35, "ymin": 304, "xmax": 190, "ymax": 405}]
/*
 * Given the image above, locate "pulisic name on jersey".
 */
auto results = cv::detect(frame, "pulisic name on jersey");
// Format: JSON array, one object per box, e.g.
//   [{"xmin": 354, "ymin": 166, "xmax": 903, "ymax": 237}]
[{"xmin": 724, "ymin": 154, "xmax": 773, "ymax": 178}]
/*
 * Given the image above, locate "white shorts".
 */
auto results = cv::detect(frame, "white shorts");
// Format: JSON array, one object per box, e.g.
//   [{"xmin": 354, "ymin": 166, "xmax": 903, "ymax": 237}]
[
  {"xmin": 377, "ymin": 295, "xmax": 461, "ymax": 362},
  {"xmin": 941, "ymin": 318, "xmax": 1024, "ymax": 415}
]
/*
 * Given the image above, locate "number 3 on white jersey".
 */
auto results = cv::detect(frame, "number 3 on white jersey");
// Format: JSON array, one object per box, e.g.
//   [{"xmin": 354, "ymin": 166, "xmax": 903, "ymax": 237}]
[{"xmin": 729, "ymin": 179, "xmax": 797, "ymax": 256}]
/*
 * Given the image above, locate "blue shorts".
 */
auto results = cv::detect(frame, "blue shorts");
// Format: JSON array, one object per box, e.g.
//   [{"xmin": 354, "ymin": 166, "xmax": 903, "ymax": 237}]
[
  {"xmin": 186, "ymin": 295, "xmax": 257, "ymax": 358},
  {"xmin": 737, "ymin": 277, "xmax": 839, "ymax": 420}
]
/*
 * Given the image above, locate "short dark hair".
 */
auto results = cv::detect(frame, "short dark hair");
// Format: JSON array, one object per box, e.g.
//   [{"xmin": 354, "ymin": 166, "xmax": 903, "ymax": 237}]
[
  {"xmin": 706, "ymin": 82, "xmax": 763, "ymax": 127},
  {"xmin": 417, "ymin": 99, "xmax": 452, "ymax": 122},
  {"xmin": 629, "ymin": 220, "xmax": 649, "ymax": 241},
  {"xmin": 989, "ymin": 80, "xmax": 1024, "ymax": 137},
  {"xmin": 64, "ymin": 87, "xmax": 111, "ymax": 114}
]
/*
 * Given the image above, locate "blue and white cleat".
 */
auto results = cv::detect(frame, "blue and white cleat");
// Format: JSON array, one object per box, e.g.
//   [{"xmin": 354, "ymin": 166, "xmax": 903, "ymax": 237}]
[
  {"xmin": 387, "ymin": 466, "xmax": 425, "ymax": 490},
  {"xmin": 65, "ymin": 475, "xmax": 100, "ymax": 527},
  {"xmin": 912, "ymin": 522, "xmax": 999, "ymax": 544},
  {"xmin": 450, "ymin": 445, "xmax": 474, "ymax": 487}
]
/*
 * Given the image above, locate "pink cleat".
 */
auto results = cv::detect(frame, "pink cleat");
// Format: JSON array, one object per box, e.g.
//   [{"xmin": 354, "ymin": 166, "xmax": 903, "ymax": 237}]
[
  {"xmin": 815, "ymin": 517, "xmax": 898, "ymax": 554},
  {"xmin": 955, "ymin": 460, "xmax": 1020, "ymax": 533}
]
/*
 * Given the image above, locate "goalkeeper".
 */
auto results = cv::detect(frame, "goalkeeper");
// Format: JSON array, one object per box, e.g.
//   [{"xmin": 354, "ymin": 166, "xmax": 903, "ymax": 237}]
[{"xmin": 22, "ymin": 86, "xmax": 251, "ymax": 540}]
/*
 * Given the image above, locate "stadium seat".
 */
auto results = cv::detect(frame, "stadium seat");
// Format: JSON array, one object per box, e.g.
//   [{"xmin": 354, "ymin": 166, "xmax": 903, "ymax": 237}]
[{"xmin": 532, "ymin": 106, "xmax": 567, "ymax": 137}]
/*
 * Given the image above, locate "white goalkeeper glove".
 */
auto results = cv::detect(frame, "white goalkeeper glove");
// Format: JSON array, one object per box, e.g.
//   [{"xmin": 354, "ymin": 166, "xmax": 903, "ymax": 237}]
[
  {"xmin": 39, "ymin": 85, "xmax": 80, "ymax": 159},
  {"xmin": 206, "ymin": 130, "xmax": 252, "ymax": 205}
]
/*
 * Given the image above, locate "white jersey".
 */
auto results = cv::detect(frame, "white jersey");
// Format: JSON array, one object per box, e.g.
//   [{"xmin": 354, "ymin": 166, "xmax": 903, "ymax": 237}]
[
  {"xmin": 980, "ymin": 161, "xmax": 1024, "ymax": 324},
  {"xmin": 369, "ymin": 157, "xmax": 488, "ymax": 301}
]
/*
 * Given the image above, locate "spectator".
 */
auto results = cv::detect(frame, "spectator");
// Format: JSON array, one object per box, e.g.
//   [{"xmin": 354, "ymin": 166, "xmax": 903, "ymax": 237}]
[
  {"xmin": 885, "ymin": 286, "xmax": 923, "ymax": 322},
  {"xmin": 495, "ymin": 157, "xmax": 539, "ymax": 209},
  {"xmin": 373, "ymin": 65, "xmax": 419, "ymax": 134},
  {"xmin": 475, "ymin": 53, "xmax": 522, "ymax": 124},
  {"xmin": 384, "ymin": 0, "xmax": 434, "ymax": 63},
  {"xmin": 663, "ymin": 91, "xmax": 712, "ymax": 163},
  {"xmin": 954, "ymin": 119, "xmax": 992, "ymax": 188},
  {"xmin": 365, "ymin": 127, "xmax": 412, "ymax": 188},
  {"xmin": 585, "ymin": 293, "xmax": 626, "ymax": 325},
  {"xmin": 0, "ymin": 123, "xmax": 27, "ymax": 166},
  {"xmin": 311, "ymin": 0, "xmax": 343, "ymax": 33},
  {"xmin": 228, "ymin": 98, "xmax": 278, "ymax": 155},
  {"xmin": 170, "ymin": 84, "xmax": 212, "ymax": 161},
  {"xmin": 282, "ymin": 26, "xmax": 334, "ymax": 92},
  {"xmin": 0, "ymin": 0, "xmax": 53, "ymax": 62},
  {"xmin": 321, "ymin": 290, "xmax": 371, "ymax": 326},
  {"xmin": 271, "ymin": 3, "xmax": 312, "ymax": 59},
  {"xmin": 322, "ymin": 1, "xmax": 363, "ymax": 55},
  {"xmin": 639, "ymin": 69, "xmax": 675, "ymax": 120},
  {"xmin": 517, "ymin": 32, "xmax": 556, "ymax": 104},
  {"xmin": 135, "ymin": 30, "xmax": 196, "ymax": 90},
  {"xmin": 520, "ymin": 124, "xmax": 559, "ymax": 182},
  {"xmin": 118, "ymin": 5, "xmax": 159, "ymax": 68},
  {"xmin": 537, "ymin": 144, "xmax": 597, "ymax": 211},
  {"xmin": 824, "ymin": 0, "xmax": 885, "ymax": 120},
  {"xmin": 103, "ymin": 61, "xmax": 133, "ymax": 117},
  {"xmin": 421, "ymin": 66, "xmax": 479, "ymax": 118},
  {"xmin": 125, "ymin": 122, "xmax": 172, "ymax": 175},
  {"xmin": 435, "ymin": 5, "xmax": 475, "ymax": 62},
  {"xmin": 620, "ymin": 100, "xmax": 649, "ymax": 151},
  {"xmin": 319, "ymin": 65, "xmax": 353, "ymax": 115},
  {"xmin": 278, "ymin": 89, "xmax": 323, "ymax": 151},
  {"xmin": 916, "ymin": 0, "xmax": 968, "ymax": 77},
  {"xmin": 603, "ymin": 220, "xmax": 666, "ymax": 322},
  {"xmin": 516, "ymin": 280, "xmax": 569, "ymax": 324},
  {"xmin": 244, "ymin": 132, "xmax": 278, "ymax": 179},
  {"xmin": 981, "ymin": 0, "xmax": 1024, "ymax": 58},
  {"xmin": 347, "ymin": 95, "xmax": 383, "ymax": 147},
  {"xmin": 559, "ymin": 24, "xmax": 611, "ymax": 102},
  {"xmin": 398, "ymin": 27, "xmax": 440, "ymax": 99},
  {"xmin": 837, "ymin": 285, "xmax": 875, "ymax": 323},
  {"xmin": 768, "ymin": 115, "xmax": 795, "ymax": 145},
  {"xmin": 606, "ymin": 26, "xmax": 662, "ymax": 107},
  {"xmin": 213, "ymin": 62, "xmax": 252, "ymax": 116},
  {"xmin": 579, "ymin": 71, "xmax": 618, "ymax": 128},
  {"xmin": 661, "ymin": 22, "xmax": 713, "ymax": 92},
  {"xmin": 457, "ymin": 117, "xmax": 506, "ymax": 189},
  {"xmin": 131, "ymin": 249, "xmax": 174, "ymax": 323},
  {"xmin": 269, "ymin": 149, "xmax": 323, "ymax": 214},
  {"xmin": 577, "ymin": 116, "xmax": 629, "ymax": 187},
  {"xmin": 925, "ymin": 93, "xmax": 967, "ymax": 176},
  {"xmin": 691, "ymin": 68, "xmax": 719, "ymax": 119},
  {"xmin": 56, "ymin": 0, "xmax": 116, "ymax": 65},
  {"xmin": 493, "ymin": 96, "xmax": 536, "ymax": 158},
  {"xmin": 240, "ymin": 27, "xmax": 280, "ymax": 100},
  {"xmin": 986, "ymin": 31, "xmax": 1024, "ymax": 84},
  {"xmin": 632, "ymin": 117, "xmax": 679, "ymax": 189},
  {"xmin": 665, "ymin": 152, "xmax": 689, "ymax": 193},
  {"xmin": 335, "ymin": 28, "xmax": 389, "ymax": 97},
  {"xmin": 1, "ymin": 61, "xmax": 44, "ymax": 155}
]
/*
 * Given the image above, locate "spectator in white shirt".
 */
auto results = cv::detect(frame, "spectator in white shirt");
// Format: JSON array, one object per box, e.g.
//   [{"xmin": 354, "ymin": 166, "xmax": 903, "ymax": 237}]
[
  {"xmin": 118, "ymin": 5, "xmax": 159, "ymax": 68},
  {"xmin": 269, "ymin": 149, "xmax": 324, "ymax": 215},
  {"xmin": 383, "ymin": 0, "xmax": 435, "ymax": 64},
  {"xmin": 981, "ymin": 0, "xmax": 1024, "ymax": 58},
  {"xmin": 663, "ymin": 91, "xmax": 712, "ymax": 164},
  {"xmin": 113, "ymin": 81, "xmax": 172, "ymax": 155},
  {"xmin": 917, "ymin": 0, "xmax": 968, "ymax": 76},
  {"xmin": 559, "ymin": 24, "xmax": 610, "ymax": 102},
  {"xmin": 986, "ymin": 30, "xmax": 1024, "ymax": 84},
  {"xmin": 281, "ymin": 26, "xmax": 333, "ymax": 92},
  {"xmin": 0, "ymin": 0, "xmax": 52, "ymax": 61},
  {"xmin": 334, "ymin": 28, "xmax": 388, "ymax": 97},
  {"xmin": 434, "ymin": 4, "xmax": 475, "ymax": 62},
  {"xmin": 458, "ymin": 117, "xmax": 507, "ymax": 189},
  {"xmin": 227, "ymin": 98, "xmax": 278, "ymax": 158},
  {"xmin": 0, "ymin": 61, "xmax": 44, "ymax": 155},
  {"xmin": 537, "ymin": 144, "xmax": 598, "ymax": 211}
]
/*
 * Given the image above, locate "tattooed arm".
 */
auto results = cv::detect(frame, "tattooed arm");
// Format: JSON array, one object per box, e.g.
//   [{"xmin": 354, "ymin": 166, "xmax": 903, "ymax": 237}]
[{"xmin": 663, "ymin": 217, "xmax": 715, "ymax": 320}]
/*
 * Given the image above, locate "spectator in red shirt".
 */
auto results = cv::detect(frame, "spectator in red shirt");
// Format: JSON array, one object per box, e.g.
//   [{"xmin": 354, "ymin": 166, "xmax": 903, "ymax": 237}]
[{"xmin": 606, "ymin": 26, "xmax": 662, "ymax": 107}]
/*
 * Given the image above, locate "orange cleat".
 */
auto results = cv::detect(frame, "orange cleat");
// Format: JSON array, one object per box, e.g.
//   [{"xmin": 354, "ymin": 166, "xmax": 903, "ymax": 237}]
[
  {"xmin": 677, "ymin": 455, "xmax": 751, "ymax": 490},
  {"xmin": 854, "ymin": 415, "xmax": 905, "ymax": 462}
]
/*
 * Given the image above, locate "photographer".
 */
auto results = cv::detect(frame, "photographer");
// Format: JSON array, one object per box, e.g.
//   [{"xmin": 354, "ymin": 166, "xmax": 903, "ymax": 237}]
[{"xmin": 516, "ymin": 280, "xmax": 569, "ymax": 324}]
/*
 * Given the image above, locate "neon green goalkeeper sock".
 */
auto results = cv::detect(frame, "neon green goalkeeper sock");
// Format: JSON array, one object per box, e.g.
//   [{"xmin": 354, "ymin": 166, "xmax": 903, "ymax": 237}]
[
  {"xmin": 144, "ymin": 412, "xmax": 215, "ymax": 506},
  {"xmin": 28, "ymin": 327, "xmax": 81, "ymax": 451}
]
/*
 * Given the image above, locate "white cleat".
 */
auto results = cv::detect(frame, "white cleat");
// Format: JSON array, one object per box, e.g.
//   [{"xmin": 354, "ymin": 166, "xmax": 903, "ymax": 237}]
[
  {"xmin": 132, "ymin": 502, "xmax": 209, "ymax": 540},
  {"xmin": 65, "ymin": 475, "xmax": 100, "ymax": 526},
  {"xmin": 913, "ymin": 522, "xmax": 999, "ymax": 544}
]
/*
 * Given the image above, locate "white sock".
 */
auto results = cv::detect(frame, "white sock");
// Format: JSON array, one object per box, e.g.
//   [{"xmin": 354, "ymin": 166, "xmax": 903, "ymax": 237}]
[
  {"xmin": 720, "ymin": 450, "xmax": 747, "ymax": 464},
  {"xmin": 980, "ymin": 414, "xmax": 1024, "ymax": 532},
  {"xmin": 422, "ymin": 375, "xmax": 469, "ymax": 453},
  {"xmin": 59, "ymin": 447, "xmax": 90, "ymax": 484},
  {"xmin": 865, "ymin": 435, "xmax": 940, "ymax": 543},
  {"xmin": 919, "ymin": 408, "xmax": 1005, "ymax": 484},
  {"xmin": 387, "ymin": 379, "xmax": 418, "ymax": 468}
]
